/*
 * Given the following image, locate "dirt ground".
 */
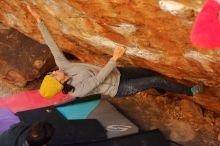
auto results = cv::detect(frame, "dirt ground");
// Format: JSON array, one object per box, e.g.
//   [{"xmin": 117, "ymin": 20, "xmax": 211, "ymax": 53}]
[{"xmin": 0, "ymin": 79, "xmax": 219, "ymax": 146}]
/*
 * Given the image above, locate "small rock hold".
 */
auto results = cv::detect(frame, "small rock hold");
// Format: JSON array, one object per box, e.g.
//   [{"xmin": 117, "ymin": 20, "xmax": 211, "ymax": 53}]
[{"xmin": 34, "ymin": 60, "xmax": 44, "ymax": 69}]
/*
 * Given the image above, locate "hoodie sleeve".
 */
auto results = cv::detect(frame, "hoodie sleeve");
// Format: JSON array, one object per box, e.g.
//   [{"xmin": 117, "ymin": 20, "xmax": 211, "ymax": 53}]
[
  {"xmin": 191, "ymin": 0, "xmax": 220, "ymax": 49},
  {"xmin": 37, "ymin": 21, "xmax": 71, "ymax": 70},
  {"xmin": 71, "ymin": 58, "xmax": 116, "ymax": 97}
]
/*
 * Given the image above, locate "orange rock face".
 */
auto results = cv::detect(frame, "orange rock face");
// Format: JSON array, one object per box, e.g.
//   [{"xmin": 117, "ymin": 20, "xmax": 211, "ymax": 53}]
[
  {"xmin": 0, "ymin": 26, "xmax": 55, "ymax": 87},
  {"xmin": 0, "ymin": 0, "xmax": 219, "ymax": 113}
]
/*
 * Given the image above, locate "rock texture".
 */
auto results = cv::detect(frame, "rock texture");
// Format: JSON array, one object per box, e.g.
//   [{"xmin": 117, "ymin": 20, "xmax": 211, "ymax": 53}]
[
  {"xmin": 110, "ymin": 91, "xmax": 220, "ymax": 146},
  {"xmin": 0, "ymin": 0, "xmax": 219, "ymax": 112},
  {"xmin": 179, "ymin": 99, "xmax": 203, "ymax": 119},
  {"xmin": 0, "ymin": 24, "xmax": 55, "ymax": 87}
]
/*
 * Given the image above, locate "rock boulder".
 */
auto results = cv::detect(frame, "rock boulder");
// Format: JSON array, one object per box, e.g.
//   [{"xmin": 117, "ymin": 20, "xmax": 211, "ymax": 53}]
[{"xmin": 0, "ymin": 0, "xmax": 219, "ymax": 112}]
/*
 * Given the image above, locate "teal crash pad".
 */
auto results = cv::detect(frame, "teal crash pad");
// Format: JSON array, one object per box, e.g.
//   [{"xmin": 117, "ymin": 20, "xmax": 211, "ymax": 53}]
[{"xmin": 56, "ymin": 99, "xmax": 101, "ymax": 120}]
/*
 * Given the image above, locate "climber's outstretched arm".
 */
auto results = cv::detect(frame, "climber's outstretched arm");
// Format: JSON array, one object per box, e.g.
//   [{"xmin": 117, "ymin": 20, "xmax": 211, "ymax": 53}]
[{"xmin": 27, "ymin": 5, "xmax": 70, "ymax": 70}]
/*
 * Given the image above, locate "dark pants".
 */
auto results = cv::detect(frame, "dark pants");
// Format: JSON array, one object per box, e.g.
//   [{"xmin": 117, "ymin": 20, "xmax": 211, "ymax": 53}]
[{"xmin": 115, "ymin": 67, "xmax": 193, "ymax": 97}]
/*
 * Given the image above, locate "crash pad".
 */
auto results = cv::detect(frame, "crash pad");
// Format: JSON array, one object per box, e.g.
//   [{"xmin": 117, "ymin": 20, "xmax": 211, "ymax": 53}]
[
  {"xmin": 191, "ymin": 0, "xmax": 220, "ymax": 49},
  {"xmin": 56, "ymin": 99, "xmax": 101, "ymax": 120},
  {"xmin": 15, "ymin": 95, "xmax": 172, "ymax": 146},
  {"xmin": 16, "ymin": 106, "xmax": 107, "ymax": 145},
  {"xmin": 0, "ymin": 90, "xmax": 75, "ymax": 113},
  {"xmin": 76, "ymin": 130, "xmax": 170, "ymax": 146},
  {"xmin": 87, "ymin": 101, "xmax": 139, "ymax": 138},
  {"xmin": 0, "ymin": 108, "xmax": 20, "ymax": 134}
]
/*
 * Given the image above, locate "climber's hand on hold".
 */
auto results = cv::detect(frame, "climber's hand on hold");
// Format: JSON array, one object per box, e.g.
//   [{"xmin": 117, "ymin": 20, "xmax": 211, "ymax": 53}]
[
  {"xmin": 112, "ymin": 47, "xmax": 126, "ymax": 61},
  {"xmin": 27, "ymin": 5, "xmax": 41, "ymax": 23}
]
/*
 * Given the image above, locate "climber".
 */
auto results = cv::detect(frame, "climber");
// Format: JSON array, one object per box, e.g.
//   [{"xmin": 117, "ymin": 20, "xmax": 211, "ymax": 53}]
[
  {"xmin": 27, "ymin": 6, "xmax": 203, "ymax": 99},
  {"xmin": 0, "ymin": 120, "xmax": 54, "ymax": 146},
  {"xmin": 191, "ymin": 0, "xmax": 220, "ymax": 49}
]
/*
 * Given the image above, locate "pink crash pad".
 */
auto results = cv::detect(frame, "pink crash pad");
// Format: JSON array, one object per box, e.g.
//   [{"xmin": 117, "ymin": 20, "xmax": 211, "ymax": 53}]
[
  {"xmin": 0, "ymin": 90, "xmax": 75, "ymax": 113},
  {"xmin": 191, "ymin": 0, "xmax": 220, "ymax": 49}
]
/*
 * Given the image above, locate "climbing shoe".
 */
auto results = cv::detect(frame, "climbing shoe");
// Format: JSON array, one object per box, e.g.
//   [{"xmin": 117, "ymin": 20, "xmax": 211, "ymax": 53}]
[{"xmin": 191, "ymin": 83, "xmax": 204, "ymax": 95}]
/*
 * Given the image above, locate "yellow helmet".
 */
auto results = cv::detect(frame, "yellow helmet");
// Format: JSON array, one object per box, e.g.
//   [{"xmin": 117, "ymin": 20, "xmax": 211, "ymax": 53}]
[{"xmin": 40, "ymin": 75, "xmax": 63, "ymax": 98}]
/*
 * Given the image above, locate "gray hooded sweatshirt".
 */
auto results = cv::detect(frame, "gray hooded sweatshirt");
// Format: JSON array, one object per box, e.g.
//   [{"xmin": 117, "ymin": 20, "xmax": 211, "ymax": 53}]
[{"xmin": 37, "ymin": 21, "xmax": 121, "ymax": 97}]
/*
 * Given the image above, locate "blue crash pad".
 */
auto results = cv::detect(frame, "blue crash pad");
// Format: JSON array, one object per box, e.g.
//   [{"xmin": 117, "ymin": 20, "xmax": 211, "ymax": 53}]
[{"xmin": 56, "ymin": 99, "xmax": 101, "ymax": 120}]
